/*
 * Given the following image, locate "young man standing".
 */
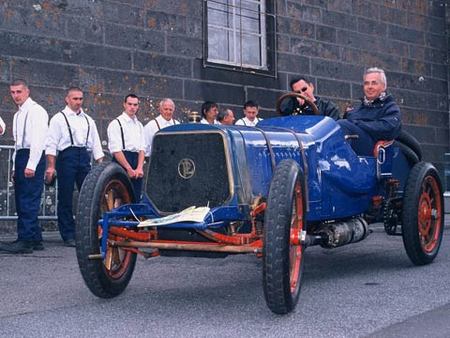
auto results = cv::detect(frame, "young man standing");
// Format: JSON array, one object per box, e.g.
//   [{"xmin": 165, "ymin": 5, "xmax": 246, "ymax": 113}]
[
  {"xmin": 0, "ymin": 79, "xmax": 48, "ymax": 254},
  {"xmin": 107, "ymin": 94, "xmax": 145, "ymax": 201},
  {"xmin": 235, "ymin": 101, "xmax": 262, "ymax": 127}
]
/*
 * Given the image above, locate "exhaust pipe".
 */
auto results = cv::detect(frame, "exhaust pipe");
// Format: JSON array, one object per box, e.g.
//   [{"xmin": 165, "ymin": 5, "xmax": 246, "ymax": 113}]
[{"xmin": 318, "ymin": 217, "xmax": 369, "ymax": 248}]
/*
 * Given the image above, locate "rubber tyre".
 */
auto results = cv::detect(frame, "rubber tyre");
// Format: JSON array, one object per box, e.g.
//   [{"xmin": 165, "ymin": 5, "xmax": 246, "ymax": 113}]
[
  {"xmin": 402, "ymin": 162, "xmax": 444, "ymax": 265},
  {"xmin": 396, "ymin": 130, "xmax": 422, "ymax": 161},
  {"xmin": 263, "ymin": 159, "xmax": 306, "ymax": 314},
  {"xmin": 76, "ymin": 162, "xmax": 137, "ymax": 298},
  {"xmin": 394, "ymin": 141, "xmax": 419, "ymax": 165}
]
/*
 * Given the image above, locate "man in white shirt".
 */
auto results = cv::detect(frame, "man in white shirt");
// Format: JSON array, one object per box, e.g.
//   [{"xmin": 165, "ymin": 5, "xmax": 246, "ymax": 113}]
[
  {"xmin": 0, "ymin": 79, "xmax": 48, "ymax": 254},
  {"xmin": 45, "ymin": 87, "xmax": 104, "ymax": 247},
  {"xmin": 235, "ymin": 100, "xmax": 263, "ymax": 127},
  {"xmin": 217, "ymin": 109, "xmax": 235, "ymax": 125},
  {"xmin": 200, "ymin": 101, "xmax": 220, "ymax": 125},
  {"xmin": 107, "ymin": 94, "xmax": 145, "ymax": 201},
  {"xmin": 144, "ymin": 98, "xmax": 180, "ymax": 157},
  {"xmin": 0, "ymin": 116, "xmax": 5, "ymax": 135}
]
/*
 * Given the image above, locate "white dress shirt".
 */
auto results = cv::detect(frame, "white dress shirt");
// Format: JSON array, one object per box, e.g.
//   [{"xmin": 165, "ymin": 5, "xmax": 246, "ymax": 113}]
[
  {"xmin": 12, "ymin": 97, "xmax": 49, "ymax": 170},
  {"xmin": 235, "ymin": 117, "xmax": 262, "ymax": 127},
  {"xmin": 107, "ymin": 112, "xmax": 145, "ymax": 154},
  {"xmin": 0, "ymin": 116, "xmax": 5, "ymax": 135},
  {"xmin": 46, "ymin": 106, "xmax": 104, "ymax": 160},
  {"xmin": 144, "ymin": 115, "xmax": 179, "ymax": 156},
  {"xmin": 200, "ymin": 118, "xmax": 221, "ymax": 125}
]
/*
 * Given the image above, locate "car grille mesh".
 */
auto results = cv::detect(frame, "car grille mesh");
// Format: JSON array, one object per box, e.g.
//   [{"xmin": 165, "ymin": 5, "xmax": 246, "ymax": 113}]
[{"xmin": 146, "ymin": 132, "xmax": 231, "ymax": 213}]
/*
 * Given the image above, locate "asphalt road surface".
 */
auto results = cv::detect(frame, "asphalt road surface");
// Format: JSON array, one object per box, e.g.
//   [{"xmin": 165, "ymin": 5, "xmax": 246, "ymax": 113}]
[{"xmin": 1, "ymin": 227, "xmax": 450, "ymax": 337}]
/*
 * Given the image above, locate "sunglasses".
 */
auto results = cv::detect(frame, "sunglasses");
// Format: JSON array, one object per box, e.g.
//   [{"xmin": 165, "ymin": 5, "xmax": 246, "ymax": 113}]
[{"xmin": 294, "ymin": 87, "xmax": 308, "ymax": 94}]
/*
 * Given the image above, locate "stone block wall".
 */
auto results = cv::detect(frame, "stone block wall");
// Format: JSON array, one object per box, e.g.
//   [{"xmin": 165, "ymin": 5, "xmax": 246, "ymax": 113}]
[{"xmin": 0, "ymin": 0, "xmax": 448, "ymax": 170}]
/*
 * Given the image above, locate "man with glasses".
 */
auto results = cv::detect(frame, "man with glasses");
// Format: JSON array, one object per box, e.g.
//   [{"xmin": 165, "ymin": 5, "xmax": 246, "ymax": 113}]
[
  {"xmin": 0, "ymin": 79, "xmax": 48, "ymax": 254},
  {"xmin": 107, "ymin": 94, "xmax": 145, "ymax": 201},
  {"xmin": 289, "ymin": 76, "xmax": 340, "ymax": 120},
  {"xmin": 45, "ymin": 87, "xmax": 104, "ymax": 247}
]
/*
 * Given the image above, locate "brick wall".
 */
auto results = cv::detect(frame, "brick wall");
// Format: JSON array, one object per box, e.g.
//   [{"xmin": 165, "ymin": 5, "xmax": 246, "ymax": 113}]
[{"xmin": 0, "ymin": 0, "xmax": 448, "ymax": 172}]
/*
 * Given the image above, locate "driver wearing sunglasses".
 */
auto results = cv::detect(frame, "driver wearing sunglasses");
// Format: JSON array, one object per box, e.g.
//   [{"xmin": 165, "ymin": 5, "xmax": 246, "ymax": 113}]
[{"xmin": 289, "ymin": 76, "xmax": 340, "ymax": 120}]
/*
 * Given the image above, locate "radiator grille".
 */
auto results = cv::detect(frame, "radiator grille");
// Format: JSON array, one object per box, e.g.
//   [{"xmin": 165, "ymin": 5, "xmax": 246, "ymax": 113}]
[{"xmin": 146, "ymin": 132, "xmax": 232, "ymax": 213}]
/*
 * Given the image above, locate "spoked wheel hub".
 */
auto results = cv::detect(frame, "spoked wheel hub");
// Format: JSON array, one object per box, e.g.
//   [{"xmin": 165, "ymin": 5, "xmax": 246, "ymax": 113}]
[
  {"xmin": 101, "ymin": 179, "xmax": 133, "ymax": 280},
  {"xmin": 76, "ymin": 162, "xmax": 138, "ymax": 298},
  {"xmin": 263, "ymin": 159, "xmax": 306, "ymax": 314},
  {"xmin": 402, "ymin": 162, "xmax": 444, "ymax": 266},
  {"xmin": 417, "ymin": 176, "xmax": 442, "ymax": 254},
  {"xmin": 289, "ymin": 183, "xmax": 303, "ymax": 294}
]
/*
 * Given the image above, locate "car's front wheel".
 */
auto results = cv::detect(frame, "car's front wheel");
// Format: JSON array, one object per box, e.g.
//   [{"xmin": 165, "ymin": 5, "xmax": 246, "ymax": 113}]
[
  {"xmin": 76, "ymin": 162, "xmax": 137, "ymax": 298},
  {"xmin": 263, "ymin": 159, "xmax": 306, "ymax": 314}
]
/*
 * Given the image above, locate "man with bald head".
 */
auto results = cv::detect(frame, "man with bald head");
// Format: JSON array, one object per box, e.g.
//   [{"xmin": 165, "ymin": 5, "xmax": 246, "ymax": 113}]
[
  {"xmin": 144, "ymin": 98, "xmax": 180, "ymax": 156},
  {"xmin": 338, "ymin": 67, "xmax": 401, "ymax": 155},
  {"xmin": 45, "ymin": 87, "xmax": 104, "ymax": 247}
]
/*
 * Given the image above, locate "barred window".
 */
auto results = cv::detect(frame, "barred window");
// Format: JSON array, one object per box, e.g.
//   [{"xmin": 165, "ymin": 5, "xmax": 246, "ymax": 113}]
[{"xmin": 205, "ymin": 0, "xmax": 275, "ymax": 73}]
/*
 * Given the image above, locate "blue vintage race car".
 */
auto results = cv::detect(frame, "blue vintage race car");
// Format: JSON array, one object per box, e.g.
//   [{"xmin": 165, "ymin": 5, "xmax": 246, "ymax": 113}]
[{"xmin": 75, "ymin": 93, "xmax": 444, "ymax": 314}]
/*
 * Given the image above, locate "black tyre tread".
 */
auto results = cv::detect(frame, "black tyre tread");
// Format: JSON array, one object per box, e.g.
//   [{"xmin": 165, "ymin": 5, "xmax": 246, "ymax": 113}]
[
  {"xmin": 263, "ymin": 159, "xmax": 304, "ymax": 314},
  {"xmin": 76, "ymin": 162, "xmax": 137, "ymax": 298},
  {"xmin": 402, "ymin": 162, "xmax": 444, "ymax": 265},
  {"xmin": 394, "ymin": 141, "xmax": 419, "ymax": 165},
  {"xmin": 396, "ymin": 130, "xmax": 422, "ymax": 161}
]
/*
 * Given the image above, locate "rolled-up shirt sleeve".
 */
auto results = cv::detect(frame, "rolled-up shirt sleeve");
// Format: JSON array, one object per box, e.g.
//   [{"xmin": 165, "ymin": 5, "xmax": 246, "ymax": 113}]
[
  {"xmin": 45, "ymin": 114, "xmax": 62, "ymax": 157},
  {"xmin": 144, "ymin": 121, "xmax": 157, "ymax": 156},
  {"xmin": 139, "ymin": 123, "xmax": 145, "ymax": 152},
  {"xmin": 27, "ymin": 106, "xmax": 49, "ymax": 171},
  {"xmin": 107, "ymin": 120, "xmax": 122, "ymax": 154},
  {"xmin": 90, "ymin": 119, "xmax": 104, "ymax": 160},
  {"xmin": 0, "ymin": 116, "xmax": 5, "ymax": 135}
]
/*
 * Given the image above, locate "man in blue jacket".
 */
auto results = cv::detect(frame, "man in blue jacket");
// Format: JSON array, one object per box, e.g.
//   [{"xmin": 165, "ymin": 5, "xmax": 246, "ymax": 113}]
[{"xmin": 338, "ymin": 67, "xmax": 401, "ymax": 156}]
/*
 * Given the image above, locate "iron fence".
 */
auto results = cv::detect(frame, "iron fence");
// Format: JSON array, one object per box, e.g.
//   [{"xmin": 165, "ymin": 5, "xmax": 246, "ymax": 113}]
[{"xmin": 0, "ymin": 145, "xmax": 58, "ymax": 220}]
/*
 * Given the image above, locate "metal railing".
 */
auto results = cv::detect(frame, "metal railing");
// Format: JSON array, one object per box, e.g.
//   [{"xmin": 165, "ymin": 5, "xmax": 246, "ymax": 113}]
[{"xmin": 0, "ymin": 145, "xmax": 58, "ymax": 220}]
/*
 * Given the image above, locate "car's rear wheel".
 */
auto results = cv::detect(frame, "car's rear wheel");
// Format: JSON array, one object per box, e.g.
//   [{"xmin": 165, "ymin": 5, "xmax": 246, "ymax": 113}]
[
  {"xmin": 263, "ymin": 159, "xmax": 306, "ymax": 314},
  {"xmin": 76, "ymin": 162, "xmax": 137, "ymax": 298},
  {"xmin": 402, "ymin": 162, "xmax": 444, "ymax": 265}
]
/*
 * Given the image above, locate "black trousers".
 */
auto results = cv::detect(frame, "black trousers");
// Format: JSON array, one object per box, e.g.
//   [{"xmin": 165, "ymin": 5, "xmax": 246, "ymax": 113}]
[
  {"xmin": 14, "ymin": 149, "xmax": 45, "ymax": 241},
  {"xmin": 113, "ymin": 151, "xmax": 143, "ymax": 201},
  {"xmin": 56, "ymin": 147, "xmax": 91, "ymax": 241}
]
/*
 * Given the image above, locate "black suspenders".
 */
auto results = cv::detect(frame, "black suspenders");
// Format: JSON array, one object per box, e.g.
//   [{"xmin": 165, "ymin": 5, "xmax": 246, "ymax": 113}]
[
  {"xmin": 60, "ymin": 112, "xmax": 90, "ymax": 146},
  {"xmin": 242, "ymin": 117, "xmax": 259, "ymax": 126},
  {"xmin": 153, "ymin": 118, "xmax": 179, "ymax": 129},
  {"xmin": 154, "ymin": 118, "xmax": 161, "ymax": 131},
  {"xmin": 116, "ymin": 118, "xmax": 126, "ymax": 150},
  {"xmin": 152, "ymin": 117, "xmax": 178, "ymax": 133}
]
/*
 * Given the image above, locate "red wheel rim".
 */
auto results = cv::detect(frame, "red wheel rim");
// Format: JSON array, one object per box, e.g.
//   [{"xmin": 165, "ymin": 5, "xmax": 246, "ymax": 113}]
[
  {"xmin": 417, "ymin": 176, "xmax": 442, "ymax": 253},
  {"xmin": 100, "ymin": 179, "xmax": 133, "ymax": 280},
  {"xmin": 289, "ymin": 181, "xmax": 303, "ymax": 294}
]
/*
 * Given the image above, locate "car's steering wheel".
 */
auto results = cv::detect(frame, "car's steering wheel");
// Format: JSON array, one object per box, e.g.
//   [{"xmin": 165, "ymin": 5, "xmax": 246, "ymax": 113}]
[{"xmin": 276, "ymin": 92, "xmax": 320, "ymax": 116}]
